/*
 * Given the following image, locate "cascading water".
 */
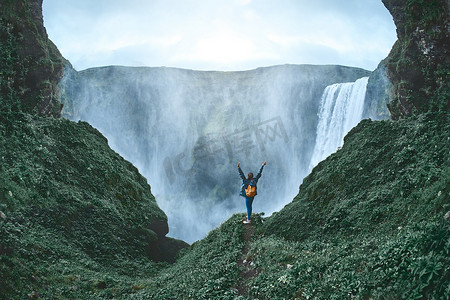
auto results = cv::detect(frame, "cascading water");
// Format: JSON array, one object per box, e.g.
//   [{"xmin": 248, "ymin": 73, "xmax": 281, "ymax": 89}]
[
  {"xmin": 60, "ymin": 65, "xmax": 374, "ymax": 243},
  {"xmin": 309, "ymin": 77, "xmax": 369, "ymax": 170}
]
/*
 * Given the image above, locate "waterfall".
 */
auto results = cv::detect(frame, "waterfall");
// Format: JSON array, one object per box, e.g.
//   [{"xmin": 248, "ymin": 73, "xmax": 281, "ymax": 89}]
[
  {"xmin": 61, "ymin": 65, "xmax": 372, "ymax": 243},
  {"xmin": 309, "ymin": 77, "xmax": 369, "ymax": 170}
]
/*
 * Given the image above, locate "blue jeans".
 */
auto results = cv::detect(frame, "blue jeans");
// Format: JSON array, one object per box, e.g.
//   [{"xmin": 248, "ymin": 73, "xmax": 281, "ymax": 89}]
[{"xmin": 245, "ymin": 196, "xmax": 254, "ymax": 220}]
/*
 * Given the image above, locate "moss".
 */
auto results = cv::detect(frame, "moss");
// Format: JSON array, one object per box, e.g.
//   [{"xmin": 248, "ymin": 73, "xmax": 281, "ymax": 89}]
[
  {"xmin": 0, "ymin": 0, "xmax": 64, "ymax": 117},
  {"xmin": 264, "ymin": 112, "xmax": 449, "ymax": 240},
  {"xmin": 0, "ymin": 113, "xmax": 176, "ymax": 298},
  {"xmin": 1, "ymin": 0, "xmax": 449, "ymax": 298},
  {"xmin": 404, "ymin": 0, "xmax": 446, "ymax": 33},
  {"xmin": 383, "ymin": 0, "xmax": 449, "ymax": 119},
  {"xmin": 133, "ymin": 214, "xmax": 247, "ymax": 299}
]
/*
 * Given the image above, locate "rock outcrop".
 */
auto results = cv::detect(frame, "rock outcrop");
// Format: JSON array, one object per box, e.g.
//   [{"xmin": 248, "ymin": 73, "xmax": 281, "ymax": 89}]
[
  {"xmin": 0, "ymin": 0, "xmax": 64, "ymax": 117},
  {"xmin": 1, "ymin": 3, "xmax": 187, "ymax": 297},
  {"xmin": 382, "ymin": 0, "xmax": 449, "ymax": 119},
  {"xmin": 363, "ymin": 59, "xmax": 392, "ymax": 120}
]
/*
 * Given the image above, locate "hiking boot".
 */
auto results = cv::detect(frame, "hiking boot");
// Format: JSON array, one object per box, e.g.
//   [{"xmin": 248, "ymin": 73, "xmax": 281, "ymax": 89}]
[{"xmin": 243, "ymin": 219, "xmax": 251, "ymax": 224}]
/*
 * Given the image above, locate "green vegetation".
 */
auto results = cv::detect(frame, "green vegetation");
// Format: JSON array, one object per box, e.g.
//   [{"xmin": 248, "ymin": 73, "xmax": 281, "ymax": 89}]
[
  {"xmin": 134, "ymin": 213, "xmax": 247, "ymax": 299},
  {"xmin": 132, "ymin": 113, "xmax": 447, "ymax": 300},
  {"xmin": 265, "ymin": 113, "xmax": 448, "ymax": 240},
  {"xmin": 4, "ymin": 113, "xmax": 445, "ymax": 299},
  {"xmin": 0, "ymin": 0, "xmax": 63, "ymax": 118},
  {"xmin": 258, "ymin": 112, "xmax": 449, "ymax": 299},
  {"xmin": 384, "ymin": 0, "xmax": 449, "ymax": 119},
  {"xmin": 1, "ymin": 0, "xmax": 448, "ymax": 298},
  {"xmin": 0, "ymin": 113, "xmax": 172, "ymax": 299},
  {"xmin": 247, "ymin": 219, "xmax": 449, "ymax": 299},
  {"xmin": 0, "ymin": 15, "xmax": 25, "ymax": 116}
]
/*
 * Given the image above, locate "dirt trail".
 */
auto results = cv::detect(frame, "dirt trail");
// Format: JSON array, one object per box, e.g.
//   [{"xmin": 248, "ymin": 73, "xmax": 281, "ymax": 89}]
[{"xmin": 232, "ymin": 221, "xmax": 260, "ymax": 296}]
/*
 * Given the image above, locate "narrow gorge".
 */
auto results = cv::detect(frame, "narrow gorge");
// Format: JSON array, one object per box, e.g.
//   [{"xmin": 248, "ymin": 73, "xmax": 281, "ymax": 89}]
[
  {"xmin": 1, "ymin": 0, "xmax": 448, "ymax": 298},
  {"xmin": 60, "ymin": 64, "xmax": 388, "ymax": 242}
]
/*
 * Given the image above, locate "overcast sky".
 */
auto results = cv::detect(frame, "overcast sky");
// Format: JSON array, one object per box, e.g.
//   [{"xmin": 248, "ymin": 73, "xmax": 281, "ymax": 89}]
[{"xmin": 43, "ymin": 0, "xmax": 397, "ymax": 72}]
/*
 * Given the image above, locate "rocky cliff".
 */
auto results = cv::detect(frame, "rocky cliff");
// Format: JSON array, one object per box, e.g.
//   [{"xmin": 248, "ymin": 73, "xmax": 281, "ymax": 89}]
[
  {"xmin": 382, "ymin": 0, "xmax": 449, "ymax": 119},
  {"xmin": 0, "ymin": 0, "xmax": 63, "ymax": 117},
  {"xmin": 1, "ymin": 0, "xmax": 449, "ymax": 298},
  {"xmin": 1, "ymin": 1, "xmax": 186, "ymax": 298},
  {"xmin": 363, "ymin": 58, "xmax": 392, "ymax": 120}
]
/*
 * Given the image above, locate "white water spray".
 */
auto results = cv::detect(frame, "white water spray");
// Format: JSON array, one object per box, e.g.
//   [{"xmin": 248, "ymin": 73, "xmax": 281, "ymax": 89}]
[
  {"xmin": 61, "ymin": 65, "xmax": 373, "ymax": 243},
  {"xmin": 309, "ymin": 77, "xmax": 369, "ymax": 170}
]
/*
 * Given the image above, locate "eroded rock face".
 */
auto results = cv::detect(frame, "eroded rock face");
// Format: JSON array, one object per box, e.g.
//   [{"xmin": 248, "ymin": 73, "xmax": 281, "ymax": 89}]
[
  {"xmin": 1, "ymin": 0, "xmax": 185, "ymax": 269},
  {"xmin": 363, "ymin": 58, "xmax": 392, "ymax": 120},
  {"xmin": 0, "ymin": 0, "xmax": 64, "ymax": 117},
  {"xmin": 382, "ymin": 0, "xmax": 449, "ymax": 119}
]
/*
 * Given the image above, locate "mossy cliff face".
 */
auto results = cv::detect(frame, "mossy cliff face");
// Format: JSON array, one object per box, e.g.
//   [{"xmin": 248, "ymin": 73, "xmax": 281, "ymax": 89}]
[
  {"xmin": 0, "ymin": 1, "xmax": 187, "ymax": 298},
  {"xmin": 264, "ymin": 113, "xmax": 449, "ymax": 241},
  {"xmin": 139, "ymin": 114, "xmax": 449, "ymax": 300},
  {"xmin": 0, "ymin": 116, "xmax": 176, "ymax": 297},
  {"xmin": 382, "ymin": 0, "xmax": 449, "ymax": 119},
  {"xmin": 1, "ymin": 0, "xmax": 449, "ymax": 298},
  {"xmin": 0, "ymin": 0, "xmax": 63, "ymax": 117}
]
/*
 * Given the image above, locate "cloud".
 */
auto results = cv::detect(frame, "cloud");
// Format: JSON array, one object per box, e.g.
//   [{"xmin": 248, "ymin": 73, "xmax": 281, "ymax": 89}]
[
  {"xmin": 234, "ymin": 0, "xmax": 252, "ymax": 5},
  {"xmin": 268, "ymin": 34, "xmax": 303, "ymax": 47},
  {"xmin": 43, "ymin": 0, "xmax": 397, "ymax": 71},
  {"xmin": 173, "ymin": 31, "xmax": 278, "ymax": 65}
]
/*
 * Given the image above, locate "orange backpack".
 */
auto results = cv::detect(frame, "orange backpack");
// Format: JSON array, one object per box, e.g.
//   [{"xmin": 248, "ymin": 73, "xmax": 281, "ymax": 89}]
[{"xmin": 245, "ymin": 183, "xmax": 256, "ymax": 197}]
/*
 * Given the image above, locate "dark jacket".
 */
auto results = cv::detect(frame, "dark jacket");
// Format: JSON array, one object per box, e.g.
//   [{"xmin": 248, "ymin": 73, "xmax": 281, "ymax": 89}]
[{"xmin": 238, "ymin": 165, "xmax": 264, "ymax": 197}]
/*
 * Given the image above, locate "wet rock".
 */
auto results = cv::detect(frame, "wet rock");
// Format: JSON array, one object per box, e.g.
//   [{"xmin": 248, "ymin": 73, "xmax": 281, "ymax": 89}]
[
  {"xmin": 1, "ymin": 0, "xmax": 64, "ymax": 117},
  {"xmin": 382, "ymin": 0, "xmax": 449, "ymax": 119}
]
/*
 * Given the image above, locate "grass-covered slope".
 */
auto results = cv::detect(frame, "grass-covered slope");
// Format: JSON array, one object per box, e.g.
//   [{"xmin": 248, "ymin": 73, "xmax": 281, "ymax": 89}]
[
  {"xmin": 258, "ymin": 112, "xmax": 449, "ymax": 299},
  {"xmin": 0, "ymin": 113, "xmax": 183, "ymax": 299},
  {"xmin": 134, "ymin": 213, "xmax": 248, "ymax": 299},
  {"xmin": 120, "ymin": 113, "xmax": 448, "ymax": 300},
  {"xmin": 2, "ymin": 113, "xmax": 446, "ymax": 299},
  {"xmin": 1, "ymin": 1, "xmax": 187, "ymax": 298},
  {"xmin": 265, "ymin": 112, "xmax": 448, "ymax": 240}
]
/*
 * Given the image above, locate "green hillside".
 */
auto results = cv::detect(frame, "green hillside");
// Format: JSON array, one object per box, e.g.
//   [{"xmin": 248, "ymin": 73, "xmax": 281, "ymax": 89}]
[
  {"xmin": 259, "ymin": 112, "xmax": 449, "ymax": 299},
  {"xmin": 0, "ymin": 114, "xmax": 177, "ymax": 298},
  {"xmin": 125, "ymin": 113, "xmax": 449, "ymax": 300},
  {"xmin": 1, "ymin": 0, "xmax": 449, "ymax": 299},
  {"xmin": 1, "ymin": 1, "xmax": 186, "ymax": 298}
]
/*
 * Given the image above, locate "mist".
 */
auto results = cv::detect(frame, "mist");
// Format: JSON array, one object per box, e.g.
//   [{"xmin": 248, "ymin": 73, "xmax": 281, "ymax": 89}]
[{"xmin": 61, "ymin": 64, "xmax": 386, "ymax": 243}]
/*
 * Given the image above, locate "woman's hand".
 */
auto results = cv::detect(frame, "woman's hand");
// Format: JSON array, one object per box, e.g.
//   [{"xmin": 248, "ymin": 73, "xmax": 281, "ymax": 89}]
[
  {"xmin": 237, "ymin": 162, "xmax": 240, "ymax": 168},
  {"xmin": 262, "ymin": 161, "xmax": 267, "ymax": 166}
]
